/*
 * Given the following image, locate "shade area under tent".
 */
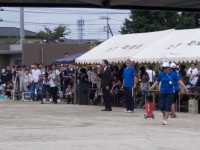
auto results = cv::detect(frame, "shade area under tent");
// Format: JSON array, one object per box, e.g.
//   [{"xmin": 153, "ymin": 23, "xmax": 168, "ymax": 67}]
[{"xmin": 54, "ymin": 52, "xmax": 86, "ymax": 104}]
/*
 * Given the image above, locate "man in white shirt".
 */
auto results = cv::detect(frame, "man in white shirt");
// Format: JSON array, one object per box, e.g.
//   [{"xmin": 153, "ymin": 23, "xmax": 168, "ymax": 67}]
[
  {"xmin": 189, "ymin": 63, "xmax": 199, "ymax": 85},
  {"xmin": 30, "ymin": 63, "xmax": 41, "ymax": 100},
  {"xmin": 146, "ymin": 65, "xmax": 155, "ymax": 86}
]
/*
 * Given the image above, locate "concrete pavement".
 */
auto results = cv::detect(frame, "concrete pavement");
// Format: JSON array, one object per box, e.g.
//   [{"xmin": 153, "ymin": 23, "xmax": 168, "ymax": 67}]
[{"xmin": 0, "ymin": 101, "xmax": 200, "ymax": 150}]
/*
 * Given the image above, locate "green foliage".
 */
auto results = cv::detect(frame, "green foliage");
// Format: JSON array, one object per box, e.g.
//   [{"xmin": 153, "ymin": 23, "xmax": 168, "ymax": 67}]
[
  {"xmin": 0, "ymin": 37, "xmax": 19, "ymax": 45},
  {"xmin": 120, "ymin": 10, "xmax": 200, "ymax": 34},
  {"xmin": 37, "ymin": 25, "xmax": 70, "ymax": 43}
]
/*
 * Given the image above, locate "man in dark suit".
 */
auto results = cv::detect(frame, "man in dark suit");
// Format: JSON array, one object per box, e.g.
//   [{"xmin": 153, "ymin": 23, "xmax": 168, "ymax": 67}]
[{"xmin": 98, "ymin": 60, "xmax": 112, "ymax": 111}]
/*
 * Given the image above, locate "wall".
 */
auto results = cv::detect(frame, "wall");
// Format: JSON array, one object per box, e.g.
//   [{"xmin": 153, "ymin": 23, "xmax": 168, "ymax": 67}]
[
  {"xmin": 10, "ymin": 44, "xmax": 22, "ymax": 51},
  {"xmin": 0, "ymin": 55, "xmax": 9, "ymax": 71},
  {"xmin": 22, "ymin": 43, "xmax": 91, "ymax": 66},
  {"xmin": 0, "ymin": 45, "xmax": 9, "ymax": 50},
  {"xmin": 9, "ymin": 54, "xmax": 22, "ymax": 67}
]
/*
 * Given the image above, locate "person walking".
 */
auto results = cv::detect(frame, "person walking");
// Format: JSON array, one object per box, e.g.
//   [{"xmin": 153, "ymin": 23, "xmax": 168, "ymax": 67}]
[
  {"xmin": 121, "ymin": 59, "xmax": 136, "ymax": 113},
  {"xmin": 169, "ymin": 63, "xmax": 180, "ymax": 118},
  {"xmin": 150, "ymin": 62, "xmax": 189, "ymax": 125},
  {"xmin": 98, "ymin": 60, "xmax": 112, "ymax": 111}
]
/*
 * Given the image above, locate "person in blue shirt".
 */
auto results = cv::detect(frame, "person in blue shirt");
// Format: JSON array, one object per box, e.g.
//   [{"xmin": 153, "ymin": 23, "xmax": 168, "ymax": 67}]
[
  {"xmin": 121, "ymin": 59, "xmax": 136, "ymax": 113},
  {"xmin": 169, "ymin": 63, "xmax": 180, "ymax": 118},
  {"xmin": 62, "ymin": 65, "xmax": 73, "ymax": 99},
  {"xmin": 151, "ymin": 62, "xmax": 188, "ymax": 125}
]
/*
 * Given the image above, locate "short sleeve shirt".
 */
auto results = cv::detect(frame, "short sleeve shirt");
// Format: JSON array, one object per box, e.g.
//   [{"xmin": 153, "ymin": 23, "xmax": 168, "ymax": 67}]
[
  {"xmin": 32, "ymin": 69, "xmax": 41, "ymax": 82},
  {"xmin": 122, "ymin": 66, "xmax": 136, "ymax": 88},
  {"xmin": 157, "ymin": 71, "xmax": 180, "ymax": 94}
]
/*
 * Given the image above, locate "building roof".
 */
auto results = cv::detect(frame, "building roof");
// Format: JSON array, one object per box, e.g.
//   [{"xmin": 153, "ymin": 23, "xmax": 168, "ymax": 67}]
[
  {"xmin": 64, "ymin": 38, "xmax": 103, "ymax": 44},
  {"xmin": 0, "ymin": 0, "xmax": 200, "ymax": 12},
  {"xmin": 0, "ymin": 27, "xmax": 37, "ymax": 38}
]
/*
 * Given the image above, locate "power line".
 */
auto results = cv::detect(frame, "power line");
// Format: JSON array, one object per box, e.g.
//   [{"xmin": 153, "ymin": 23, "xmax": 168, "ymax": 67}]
[
  {"xmin": 4, "ymin": 9, "xmax": 130, "ymax": 15},
  {"xmin": 3, "ymin": 20, "xmax": 122, "ymax": 26}
]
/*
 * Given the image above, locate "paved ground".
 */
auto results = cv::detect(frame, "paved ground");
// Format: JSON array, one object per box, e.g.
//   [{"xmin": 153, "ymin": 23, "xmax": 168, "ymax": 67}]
[{"xmin": 0, "ymin": 100, "xmax": 200, "ymax": 150}]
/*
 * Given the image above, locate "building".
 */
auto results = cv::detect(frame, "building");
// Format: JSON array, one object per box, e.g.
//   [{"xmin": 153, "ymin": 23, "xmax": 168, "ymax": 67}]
[
  {"xmin": 0, "ymin": 43, "xmax": 91, "ymax": 71},
  {"xmin": 0, "ymin": 27, "xmax": 41, "ymax": 44}
]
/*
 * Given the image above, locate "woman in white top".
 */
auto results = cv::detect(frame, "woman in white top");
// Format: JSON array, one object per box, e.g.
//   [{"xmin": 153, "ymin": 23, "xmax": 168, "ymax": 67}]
[{"xmin": 48, "ymin": 67, "xmax": 58, "ymax": 104}]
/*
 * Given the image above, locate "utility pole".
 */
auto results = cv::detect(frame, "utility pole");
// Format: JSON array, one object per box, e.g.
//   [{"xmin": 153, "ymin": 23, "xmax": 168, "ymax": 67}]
[
  {"xmin": 99, "ymin": 13, "xmax": 110, "ymax": 39},
  {"xmin": 20, "ymin": 7, "xmax": 25, "ymax": 44},
  {"xmin": 76, "ymin": 17, "xmax": 84, "ymax": 44}
]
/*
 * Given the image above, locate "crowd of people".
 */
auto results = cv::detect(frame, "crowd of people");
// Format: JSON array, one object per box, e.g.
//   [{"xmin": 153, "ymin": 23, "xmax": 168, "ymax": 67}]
[{"xmin": 0, "ymin": 55, "xmax": 199, "ymax": 125}]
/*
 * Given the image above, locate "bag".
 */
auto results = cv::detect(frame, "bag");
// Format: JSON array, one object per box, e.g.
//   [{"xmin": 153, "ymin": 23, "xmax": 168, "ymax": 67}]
[{"xmin": 27, "ymin": 83, "xmax": 31, "ymax": 88}]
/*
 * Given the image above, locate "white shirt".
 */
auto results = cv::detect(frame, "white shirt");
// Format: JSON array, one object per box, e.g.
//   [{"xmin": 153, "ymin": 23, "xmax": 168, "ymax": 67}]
[
  {"xmin": 146, "ymin": 70, "xmax": 155, "ymax": 82},
  {"xmin": 32, "ymin": 69, "xmax": 41, "ymax": 82},
  {"xmin": 24, "ymin": 74, "xmax": 33, "ymax": 83},
  {"xmin": 190, "ymin": 68, "xmax": 199, "ymax": 85}
]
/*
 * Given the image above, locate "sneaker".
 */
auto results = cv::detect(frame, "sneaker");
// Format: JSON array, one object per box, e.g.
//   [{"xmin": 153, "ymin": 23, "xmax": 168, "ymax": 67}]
[
  {"xmin": 170, "ymin": 112, "xmax": 173, "ymax": 117},
  {"xmin": 124, "ymin": 110, "xmax": 128, "ymax": 113},
  {"xmin": 171, "ymin": 114, "xmax": 177, "ymax": 118},
  {"xmin": 49, "ymin": 98, "xmax": 53, "ymax": 102},
  {"xmin": 162, "ymin": 120, "xmax": 168, "ymax": 125},
  {"xmin": 43, "ymin": 98, "xmax": 46, "ymax": 101},
  {"xmin": 127, "ymin": 110, "xmax": 132, "ymax": 113}
]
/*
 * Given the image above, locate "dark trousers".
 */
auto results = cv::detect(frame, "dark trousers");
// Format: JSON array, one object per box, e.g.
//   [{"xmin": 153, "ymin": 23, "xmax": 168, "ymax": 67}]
[
  {"xmin": 124, "ymin": 87, "xmax": 134, "ymax": 111},
  {"xmin": 90, "ymin": 84, "xmax": 97, "ymax": 100},
  {"xmin": 63, "ymin": 81, "xmax": 69, "ymax": 99},
  {"xmin": 42, "ymin": 84, "xmax": 51, "ymax": 99},
  {"xmin": 51, "ymin": 87, "xmax": 58, "ymax": 103},
  {"xmin": 102, "ymin": 87, "xmax": 111, "ymax": 109}
]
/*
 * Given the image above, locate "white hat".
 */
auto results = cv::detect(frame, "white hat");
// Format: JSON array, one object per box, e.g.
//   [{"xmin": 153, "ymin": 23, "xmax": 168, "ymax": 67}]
[
  {"xmin": 170, "ymin": 63, "xmax": 176, "ymax": 69},
  {"xmin": 162, "ymin": 62, "xmax": 169, "ymax": 67},
  {"xmin": 127, "ymin": 58, "xmax": 133, "ymax": 62}
]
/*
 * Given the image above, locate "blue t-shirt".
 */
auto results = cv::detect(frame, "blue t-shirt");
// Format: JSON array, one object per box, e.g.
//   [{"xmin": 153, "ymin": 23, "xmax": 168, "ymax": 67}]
[
  {"xmin": 64, "ymin": 70, "xmax": 73, "ymax": 82},
  {"xmin": 157, "ymin": 71, "xmax": 180, "ymax": 94},
  {"xmin": 172, "ymin": 71, "xmax": 180, "ymax": 91},
  {"xmin": 122, "ymin": 66, "xmax": 136, "ymax": 88}
]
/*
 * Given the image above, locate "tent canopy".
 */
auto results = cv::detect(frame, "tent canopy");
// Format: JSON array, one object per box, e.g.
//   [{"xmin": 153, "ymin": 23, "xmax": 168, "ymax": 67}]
[
  {"xmin": 76, "ymin": 29, "xmax": 174, "ymax": 64},
  {"xmin": 1, "ymin": 0, "xmax": 200, "ymax": 12},
  {"xmin": 54, "ymin": 52, "xmax": 85, "ymax": 65},
  {"xmin": 76, "ymin": 28, "xmax": 200, "ymax": 64}
]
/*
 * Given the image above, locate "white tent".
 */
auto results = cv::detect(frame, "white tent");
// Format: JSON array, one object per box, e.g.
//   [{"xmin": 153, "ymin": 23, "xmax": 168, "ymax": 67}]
[
  {"xmin": 76, "ymin": 28, "xmax": 200, "ymax": 64},
  {"xmin": 131, "ymin": 28, "xmax": 200, "ymax": 63},
  {"xmin": 76, "ymin": 29, "xmax": 174, "ymax": 64}
]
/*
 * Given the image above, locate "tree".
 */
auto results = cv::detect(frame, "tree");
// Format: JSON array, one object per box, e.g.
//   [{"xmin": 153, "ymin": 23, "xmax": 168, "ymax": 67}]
[
  {"xmin": 120, "ymin": 10, "xmax": 200, "ymax": 34},
  {"xmin": 37, "ymin": 25, "xmax": 70, "ymax": 43},
  {"xmin": 0, "ymin": 37, "xmax": 19, "ymax": 45}
]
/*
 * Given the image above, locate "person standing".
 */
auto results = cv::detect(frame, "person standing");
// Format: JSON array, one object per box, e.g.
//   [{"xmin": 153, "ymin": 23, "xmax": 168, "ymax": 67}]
[
  {"xmin": 18, "ymin": 65, "xmax": 28, "ymax": 100},
  {"xmin": 48, "ymin": 67, "xmax": 58, "ymax": 104},
  {"xmin": 146, "ymin": 65, "xmax": 155, "ymax": 86},
  {"xmin": 169, "ymin": 63, "xmax": 180, "ymax": 118},
  {"xmin": 42, "ymin": 66, "xmax": 51, "ymax": 101},
  {"xmin": 63, "ymin": 65, "xmax": 73, "ymax": 99},
  {"xmin": 98, "ymin": 60, "xmax": 112, "ymax": 111},
  {"xmin": 189, "ymin": 63, "xmax": 199, "ymax": 85},
  {"xmin": 3, "ymin": 66, "xmax": 12, "ymax": 83},
  {"xmin": 121, "ymin": 59, "xmax": 136, "ymax": 113},
  {"xmin": 150, "ymin": 62, "xmax": 189, "ymax": 125},
  {"xmin": 31, "ymin": 63, "xmax": 41, "ymax": 100}
]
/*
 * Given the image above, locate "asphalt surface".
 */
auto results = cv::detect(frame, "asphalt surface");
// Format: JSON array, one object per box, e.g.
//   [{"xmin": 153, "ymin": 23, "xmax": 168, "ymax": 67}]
[{"xmin": 0, "ymin": 100, "xmax": 200, "ymax": 150}]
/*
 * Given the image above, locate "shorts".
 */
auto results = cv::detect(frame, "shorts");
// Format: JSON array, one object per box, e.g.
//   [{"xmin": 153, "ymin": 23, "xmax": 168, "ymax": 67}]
[
  {"xmin": 20, "ymin": 82, "xmax": 28, "ymax": 92},
  {"xmin": 158, "ymin": 93, "xmax": 174, "ymax": 112},
  {"xmin": 173, "ymin": 90, "xmax": 180, "ymax": 104}
]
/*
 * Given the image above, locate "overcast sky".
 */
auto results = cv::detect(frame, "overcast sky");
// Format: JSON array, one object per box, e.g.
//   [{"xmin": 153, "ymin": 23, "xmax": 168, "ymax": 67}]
[{"xmin": 0, "ymin": 7, "xmax": 130, "ymax": 40}]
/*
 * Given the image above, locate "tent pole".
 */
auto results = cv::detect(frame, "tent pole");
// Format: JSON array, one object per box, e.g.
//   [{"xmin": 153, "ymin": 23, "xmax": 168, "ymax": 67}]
[{"xmin": 74, "ymin": 65, "xmax": 77, "ymax": 104}]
